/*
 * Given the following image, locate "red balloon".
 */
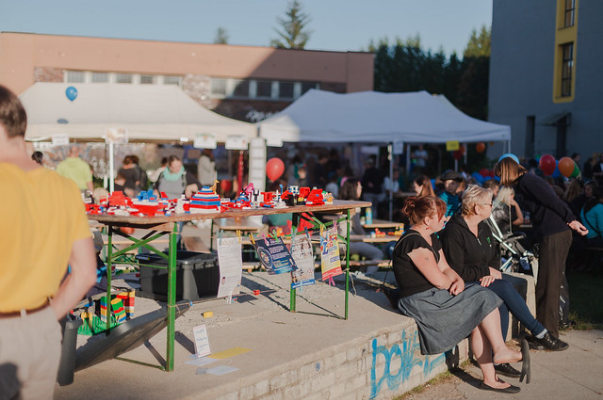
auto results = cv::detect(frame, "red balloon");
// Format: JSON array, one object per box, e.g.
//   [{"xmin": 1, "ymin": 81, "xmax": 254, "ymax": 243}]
[
  {"xmin": 120, "ymin": 227, "xmax": 135, "ymax": 235},
  {"xmin": 476, "ymin": 142, "xmax": 486, "ymax": 153},
  {"xmin": 452, "ymin": 150, "xmax": 463, "ymax": 160},
  {"xmin": 558, "ymin": 157, "xmax": 575, "ymax": 178},
  {"xmin": 266, "ymin": 157, "xmax": 285, "ymax": 181},
  {"xmin": 539, "ymin": 154, "xmax": 556, "ymax": 176},
  {"xmin": 479, "ymin": 168, "xmax": 490, "ymax": 178},
  {"xmin": 220, "ymin": 179, "xmax": 233, "ymax": 193}
]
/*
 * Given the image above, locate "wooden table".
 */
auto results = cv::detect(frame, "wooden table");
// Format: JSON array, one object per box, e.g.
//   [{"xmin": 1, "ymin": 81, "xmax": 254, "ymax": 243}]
[
  {"xmin": 350, "ymin": 234, "xmax": 401, "ymax": 243},
  {"xmin": 216, "ymin": 217, "xmax": 262, "ymax": 232},
  {"xmin": 362, "ymin": 219, "xmax": 405, "ymax": 229},
  {"xmin": 88, "ymin": 200, "xmax": 370, "ymax": 371}
]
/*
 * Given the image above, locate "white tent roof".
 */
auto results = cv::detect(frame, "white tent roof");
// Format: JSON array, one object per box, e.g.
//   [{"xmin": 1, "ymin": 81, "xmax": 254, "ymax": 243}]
[
  {"xmin": 20, "ymin": 83, "xmax": 256, "ymax": 142},
  {"xmin": 257, "ymin": 89, "xmax": 511, "ymax": 144}
]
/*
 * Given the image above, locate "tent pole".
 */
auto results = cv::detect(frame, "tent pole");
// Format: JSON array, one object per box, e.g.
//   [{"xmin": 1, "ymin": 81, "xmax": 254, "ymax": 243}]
[
  {"xmin": 390, "ymin": 146, "xmax": 394, "ymax": 220},
  {"xmin": 109, "ymin": 141, "xmax": 115, "ymax": 193},
  {"xmin": 406, "ymin": 144, "xmax": 411, "ymax": 178}
]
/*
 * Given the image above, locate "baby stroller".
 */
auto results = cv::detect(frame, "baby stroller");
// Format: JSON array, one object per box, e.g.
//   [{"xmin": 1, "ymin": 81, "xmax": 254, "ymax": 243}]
[{"xmin": 485, "ymin": 214, "xmax": 539, "ymax": 284}]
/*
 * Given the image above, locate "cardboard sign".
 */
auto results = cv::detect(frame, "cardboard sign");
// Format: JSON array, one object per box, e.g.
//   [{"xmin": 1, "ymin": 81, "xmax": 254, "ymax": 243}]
[
  {"xmin": 193, "ymin": 324, "xmax": 211, "ymax": 358},
  {"xmin": 446, "ymin": 141, "xmax": 460, "ymax": 151},
  {"xmin": 194, "ymin": 133, "xmax": 217, "ymax": 149},
  {"xmin": 225, "ymin": 136, "xmax": 248, "ymax": 150},
  {"xmin": 52, "ymin": 133, "xmax": 69, "ymax": 147}
]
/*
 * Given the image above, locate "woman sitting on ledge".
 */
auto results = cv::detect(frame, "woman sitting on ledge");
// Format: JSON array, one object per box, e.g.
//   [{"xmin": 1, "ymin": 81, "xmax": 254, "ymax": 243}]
[{"xmin": 391, "ymin": 196, "xmax": 530, "ymax": 393}]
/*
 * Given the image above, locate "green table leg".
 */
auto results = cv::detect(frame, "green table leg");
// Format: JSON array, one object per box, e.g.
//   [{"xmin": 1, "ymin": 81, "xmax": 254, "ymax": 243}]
[
  {"xmin": 345, "ymin": 209, "xmax": 351, "ymax": 320},
  {"xmin": 290, "ymin": 213, "xmax": 301, "ymax": 313},
  {"xmin": 105, "ymin": 226, "xmax": 113, "ymax": 332},
  {"xmin": 166, "ymin": 222, "xmax": 177, "ymax": 371}
]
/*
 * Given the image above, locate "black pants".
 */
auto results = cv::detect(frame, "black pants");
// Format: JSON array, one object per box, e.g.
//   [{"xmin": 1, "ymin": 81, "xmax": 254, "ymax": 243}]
[{"xmin": 536, "ymin": 230, "xmax": 572, "ymax": 337}]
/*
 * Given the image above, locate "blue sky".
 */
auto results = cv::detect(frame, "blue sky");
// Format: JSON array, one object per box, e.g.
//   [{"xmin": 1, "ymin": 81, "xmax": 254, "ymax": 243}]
[{"xmin": 0, "ymin": 0, "xmax": 492, "ymax": 55}]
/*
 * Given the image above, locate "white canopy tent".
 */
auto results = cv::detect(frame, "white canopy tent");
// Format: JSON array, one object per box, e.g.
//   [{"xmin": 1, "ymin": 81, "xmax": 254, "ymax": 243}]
[
  {"xmin": 257, "ymin": 89, "xmax": 512, "ymax": 219},
  {"xmin": 20, "ymin": 83, "xmax": 256, "ymax": 192},
  {"xmin": 257, "ymin": 89, "xmax": 510, "ymax": 145},
  {"xmin": 20, "ymin": 82, "xmax": 256, "ymax": 142}
]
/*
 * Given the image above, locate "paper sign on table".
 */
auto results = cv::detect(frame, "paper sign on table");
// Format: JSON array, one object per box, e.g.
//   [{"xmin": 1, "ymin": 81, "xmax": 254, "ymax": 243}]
[
  {"xmin": 217, "ymin": 237, "xmax": 243, "ymax": 299},
  {"xmin": 290, "ymin": 233, "xmax": 316, "ymax": 289},
  {"xmin": 320, "ymin": 225, "xmax": 343, "ymax": 281},
  {"xmin": 254, "ymin": 237, "xmax": 297, "ymax": 275}
]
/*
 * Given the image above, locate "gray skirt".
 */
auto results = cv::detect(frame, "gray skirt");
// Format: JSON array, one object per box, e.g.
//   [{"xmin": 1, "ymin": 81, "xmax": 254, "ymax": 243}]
[{"xmin": 398, "ymin": 283, "xmax": 503, "ymax": 355}]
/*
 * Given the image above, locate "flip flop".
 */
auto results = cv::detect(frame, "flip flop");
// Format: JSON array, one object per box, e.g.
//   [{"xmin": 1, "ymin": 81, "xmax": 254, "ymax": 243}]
[
  {"xmin": 519, "ymin": 338, "xmax": 531, "ymax": 384},
  {"xmin": 479, "ymin": 382, "xmax": 521, "ymax": 394}
]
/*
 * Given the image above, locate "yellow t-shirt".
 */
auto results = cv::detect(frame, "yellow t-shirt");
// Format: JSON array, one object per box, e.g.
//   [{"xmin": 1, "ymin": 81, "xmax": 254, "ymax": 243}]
[{"xmin": 0, "ymin": 163, "xmax": 91, "ymax": 311}]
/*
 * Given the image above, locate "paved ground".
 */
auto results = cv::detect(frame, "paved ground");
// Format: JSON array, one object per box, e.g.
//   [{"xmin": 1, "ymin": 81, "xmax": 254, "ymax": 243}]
[{"xmin": 403, "ymin": 329, "xmax": 603, "ymax": 400}]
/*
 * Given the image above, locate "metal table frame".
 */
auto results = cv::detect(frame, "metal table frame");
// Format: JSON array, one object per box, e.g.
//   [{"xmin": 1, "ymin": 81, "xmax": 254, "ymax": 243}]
[{"xmin": 89, "ymin": 200, "xmax": 370, "ymax": 371}]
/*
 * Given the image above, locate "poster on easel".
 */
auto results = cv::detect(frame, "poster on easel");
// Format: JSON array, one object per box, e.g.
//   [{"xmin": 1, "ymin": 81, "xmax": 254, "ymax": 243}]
[
  {"xmin": 290, "ymin": 233, "xmax": 315, "ymax": 289},
  {"xmin": 254, "ymin": 237, "xmax": 297, "ymax": 275},
  {"xmin": 320, "ymin": 225, "xmax": 343, "ymax": 281},
  {"xmin": 217, "ymin": 237, "xmax": 243, "ymax": 299}
]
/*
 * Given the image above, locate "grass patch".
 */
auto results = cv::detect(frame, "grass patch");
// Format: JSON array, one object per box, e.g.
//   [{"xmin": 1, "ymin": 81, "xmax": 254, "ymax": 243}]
[
  {"xmin": 568, "ymin": 270, "xmax": 603, "ymax": 330},
  {"xmin": 393, "ymin": 361, "xmax": 470, "ymax": 400}
]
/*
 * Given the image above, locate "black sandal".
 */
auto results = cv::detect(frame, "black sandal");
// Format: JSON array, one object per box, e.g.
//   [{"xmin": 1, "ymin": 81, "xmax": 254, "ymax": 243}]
[{"xmin": 519, "ymin": 338, "xmax": 531, "ymax": 384}]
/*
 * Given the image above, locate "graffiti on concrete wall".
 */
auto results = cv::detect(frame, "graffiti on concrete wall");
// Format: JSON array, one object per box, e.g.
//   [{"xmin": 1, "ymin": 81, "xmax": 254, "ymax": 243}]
[{"xmin": 370, "ymin": 329, "xmax": 449, "ymax": 399}]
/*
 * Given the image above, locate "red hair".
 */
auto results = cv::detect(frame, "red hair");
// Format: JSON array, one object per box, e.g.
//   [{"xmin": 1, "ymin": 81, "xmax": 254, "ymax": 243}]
[{"xmin": 402, "ymin": 196, "xmax": 446, "ymax": 225}]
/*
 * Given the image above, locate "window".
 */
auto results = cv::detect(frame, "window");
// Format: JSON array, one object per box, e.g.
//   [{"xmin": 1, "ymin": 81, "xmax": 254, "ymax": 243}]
[
  {"xmin": 301, "ymin": 82, "xmax": 319, "ymax": 95},
  {"xmin": 211, "ymin": 78, "xmax": 227, "ymax": 97},
  {"xmin": 561, "ymin": 43, "xmax": 573, "ymax": 97},
  {"xmin": 140, "ymin": 75, "xmax": 155, "ymax": 84},
  {"xmin": 66, "ymin": 71, "xmax": 85, "ymax": 83},
  {"xmin": 91, "ymin": 72, "xmax": 109, "ymax": 83},
  {"xmin": 116, "ymin": 73, "xmax": 133, "ymax": 84},
  {"xmin": 163, "ymin": 75, "xmax": 181, "ymax": 85},
  {"xmin": 279, "ymin": 81, "xmax": 294, "ymax": 99},
  {"xmin": 256, "ymin": 80, "xmax": 273, "ymax": 99},
  {"xmin": 232, "ymin": 79, "xmax": 250, "ymax": 98},
  {"xmin": 564, "ymin": 0, "xmax": 575, "ymax": 28}
]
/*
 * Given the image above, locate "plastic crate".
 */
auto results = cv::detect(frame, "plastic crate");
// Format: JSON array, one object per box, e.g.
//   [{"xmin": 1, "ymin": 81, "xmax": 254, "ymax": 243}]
[{"xmin": 136, "ymin": 250, "xmax": 218, "ymax": 301}]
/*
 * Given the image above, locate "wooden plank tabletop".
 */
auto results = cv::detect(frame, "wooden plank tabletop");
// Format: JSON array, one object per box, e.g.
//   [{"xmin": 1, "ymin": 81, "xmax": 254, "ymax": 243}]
[
  {"xmin": 88, "ymin": 200, "xmax": 371, "ymax": 227},
  {"xmin": 362, "ymin": 219, "xmax": 405, "ymax": 229}
]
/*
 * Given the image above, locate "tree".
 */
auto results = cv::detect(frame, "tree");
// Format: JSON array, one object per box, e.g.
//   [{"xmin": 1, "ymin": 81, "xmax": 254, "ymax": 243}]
[
  {"xmin": 270, "ymin": 1, "xmax": 312, "ymax": 49},
  {"xmin": 214, "ymin": 27, "xmax": 229, "ymax": 45},
  {"xmin": 457, "ymin": 25, "xmax": 491, "ymax": 120},
  {"xmin": 463, "ymin": 25, "xmax": 491, "ymax": 58}
]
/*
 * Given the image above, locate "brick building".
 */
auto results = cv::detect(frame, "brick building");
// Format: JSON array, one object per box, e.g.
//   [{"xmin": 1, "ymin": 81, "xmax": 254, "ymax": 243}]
[{"xmin": 0, "ymin": 32, "xmax": 374, "ymax": 122}]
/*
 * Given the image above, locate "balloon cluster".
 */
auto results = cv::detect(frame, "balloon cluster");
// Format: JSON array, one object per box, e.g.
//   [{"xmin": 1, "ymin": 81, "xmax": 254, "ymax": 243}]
[{"xmin": 538, "ymin": 155, "xmax": 579, "ymax": 178}]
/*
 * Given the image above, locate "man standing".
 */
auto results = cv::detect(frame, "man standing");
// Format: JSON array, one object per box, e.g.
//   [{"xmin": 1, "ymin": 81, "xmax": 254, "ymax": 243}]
[
  {"xmin": 0, "ymin": 85, "xmax": 96, "ymax": 399},
  {"xmin": 56, "ymin": 145, "xmax": 94, "ymax": 192},
  {"xmin": 197, "ymin": 148, "xmax": 217, "ymax": 187}
]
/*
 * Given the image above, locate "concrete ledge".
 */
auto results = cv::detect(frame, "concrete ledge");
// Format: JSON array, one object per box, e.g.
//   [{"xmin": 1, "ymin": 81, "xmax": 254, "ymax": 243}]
[{"xmin": 56, "ymin": 271, "xmax": 535, "ymax": 400}]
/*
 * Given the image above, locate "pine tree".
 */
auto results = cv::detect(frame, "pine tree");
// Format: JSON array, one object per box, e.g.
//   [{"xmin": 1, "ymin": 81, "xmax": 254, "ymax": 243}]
[
  {"xmin": 270, "ymin": 1, "xmax": 312, "ymax": 49},
  {"xmin": 214, "ymin": 27, "xmax": 229, "ymax": 45}
]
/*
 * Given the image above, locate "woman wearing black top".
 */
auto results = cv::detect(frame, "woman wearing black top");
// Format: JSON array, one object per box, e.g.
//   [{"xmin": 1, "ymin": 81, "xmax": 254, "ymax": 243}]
[
  {"xmin": 494, "ymin": 158, "xmax": 588, "ymax": 340},
  {"xmin": 392, "ymin": 196, "xmax": 529, "ymax": 393}
]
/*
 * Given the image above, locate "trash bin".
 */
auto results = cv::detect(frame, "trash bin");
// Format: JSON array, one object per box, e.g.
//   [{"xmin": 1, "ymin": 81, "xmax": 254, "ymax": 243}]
[
  {"xmin": 136, "ymin": 251, "xmax": 218, "ymax": 301},
  {"xmin": 57, "ymin": 317, "xmax": 83, "ymax": 386}
]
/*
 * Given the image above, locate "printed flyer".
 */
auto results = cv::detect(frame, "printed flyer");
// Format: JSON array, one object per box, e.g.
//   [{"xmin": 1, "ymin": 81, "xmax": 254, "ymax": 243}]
[
  {"xmin": 254, "ymin": 237, "xmax": 297, "ymax": 275},
  {"xmin": 320, "ymin": 225, "xmax": 343, "ymax": 281},
  {"xmin": 217, "ymin": 237, "xmax": 243, "ymax": 299},
  {"xmin": 290, "ymin": 233, "xmax": 316, "ymax": 289}
]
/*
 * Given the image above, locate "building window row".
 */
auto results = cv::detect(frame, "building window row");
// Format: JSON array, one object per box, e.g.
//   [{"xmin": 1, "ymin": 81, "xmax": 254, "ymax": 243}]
[
  {"xmin": 561, "ymin": 42, "xmax": 574, "ymax": 97},
  {"xmin": 65, "ymin": 70, "xmax": 182, "ymax": 86},
  {"xmin": 210, "ymin": 78, "xmax": 319, "ymax": 101},
  {"xmin": 564, "ymin": 0, "xmax": 576, "ymax": 28}
]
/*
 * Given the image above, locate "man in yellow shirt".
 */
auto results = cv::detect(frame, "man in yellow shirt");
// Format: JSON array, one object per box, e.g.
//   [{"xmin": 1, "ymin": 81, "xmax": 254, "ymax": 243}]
[
  {"xmin": 0, "ymin": 85, "xmax": 96, "ymax": 400},
  {"xmin": 56, "ymin": 145, "xmax": 94, "ymax": 192}
]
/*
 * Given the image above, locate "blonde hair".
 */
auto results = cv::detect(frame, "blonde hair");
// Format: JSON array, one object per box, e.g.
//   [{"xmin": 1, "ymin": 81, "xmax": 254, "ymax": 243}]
[
  {"xmin": 494, "ymin": 157, "xmax": 527, "ymax": 186},
  {"xmin": 493, "ymin": 186, "xmax": 514, "ymax": 208},
  {"xmin": 461, "ymin": 185, "xmax": 492, "ymax": 216}
]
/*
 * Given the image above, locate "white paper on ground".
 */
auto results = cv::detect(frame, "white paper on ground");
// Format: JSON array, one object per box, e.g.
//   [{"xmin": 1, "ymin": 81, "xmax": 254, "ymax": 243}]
[{"xmin": 207, "ymin": 365, "xmax": 239, "ymax": 375}]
